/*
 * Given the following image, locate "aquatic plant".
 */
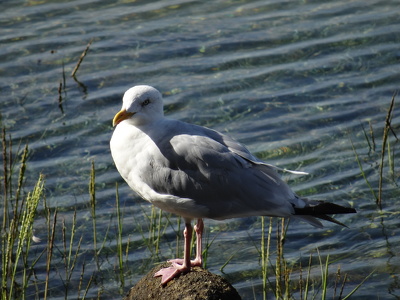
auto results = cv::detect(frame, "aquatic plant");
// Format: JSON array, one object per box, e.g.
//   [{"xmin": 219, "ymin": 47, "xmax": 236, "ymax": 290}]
[
  {"xmin": 1, "ymin": 129, "xmax": 43, "ymax": 300},
  {"xmin": 0, "ymin": 123, "xmax": 373, "ymax": 299},
  {"xmin": 258, "ymin": 217, "xmax": 373, "ymax": 300},
  {"xmin": 353, "ymin": 93, "xmax": 398, "ymax": 206}
]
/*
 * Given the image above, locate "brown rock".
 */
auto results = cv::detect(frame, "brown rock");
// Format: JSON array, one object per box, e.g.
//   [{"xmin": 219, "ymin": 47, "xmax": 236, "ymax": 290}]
[{"xmin": 124, "ymin": 262, "xmax": 242, "ymax": 300}]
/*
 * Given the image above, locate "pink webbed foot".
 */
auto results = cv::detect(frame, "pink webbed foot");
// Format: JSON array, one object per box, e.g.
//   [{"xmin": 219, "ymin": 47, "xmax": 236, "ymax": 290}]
[
  {"xmin": 154, "ymin": 258, "xmax": 202, "ymax": 285},
  {"xmin": 154, "ymin": 263, "xmax": 189, "ymax": 285}
]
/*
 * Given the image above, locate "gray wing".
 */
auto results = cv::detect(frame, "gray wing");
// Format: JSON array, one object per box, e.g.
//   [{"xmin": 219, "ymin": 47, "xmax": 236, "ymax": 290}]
[{"xmin": 142, "ymin": 120, "xmax": 298, "ymax": 220}]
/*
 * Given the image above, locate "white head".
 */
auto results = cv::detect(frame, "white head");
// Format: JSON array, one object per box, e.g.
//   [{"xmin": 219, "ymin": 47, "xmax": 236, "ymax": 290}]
[{"xmin": 112, "ymin": 85, "xmax": 164, "ymax": 126}]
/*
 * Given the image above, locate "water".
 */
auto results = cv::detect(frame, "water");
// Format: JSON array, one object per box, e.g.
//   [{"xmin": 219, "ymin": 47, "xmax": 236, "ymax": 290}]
[{"xmin": 1, "ymin": 0, "xmax": 399, "ymax": 299}]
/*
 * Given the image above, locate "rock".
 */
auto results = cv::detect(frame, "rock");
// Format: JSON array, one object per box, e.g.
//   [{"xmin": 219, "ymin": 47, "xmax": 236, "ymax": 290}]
[{"xmin": 124, "ymin": 262, "xmax": 242, "ymax": 300}]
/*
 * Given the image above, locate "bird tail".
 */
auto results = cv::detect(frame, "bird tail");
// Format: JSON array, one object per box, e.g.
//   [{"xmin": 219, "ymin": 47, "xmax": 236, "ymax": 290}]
[{"xmin": 293, "ymin": 200, "xmax": 356, "ymax": 228}]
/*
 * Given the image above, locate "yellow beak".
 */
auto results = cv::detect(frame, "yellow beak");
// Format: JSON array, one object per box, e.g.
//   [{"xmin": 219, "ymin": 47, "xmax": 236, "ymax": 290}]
[{"xmin": 112, "ymin": 109, "xmax": 135, "ymax": 127}]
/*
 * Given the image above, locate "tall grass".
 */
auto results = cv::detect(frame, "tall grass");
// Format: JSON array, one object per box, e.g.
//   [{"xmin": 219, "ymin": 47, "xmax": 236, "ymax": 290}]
[
  {"xmin": 115, "ymin": 182, "xmax": 126, "ymax": 294},
  {"xmin": 89, "ymin": 160, "xmax": 100, "ymax": 270},
  {"xmin": 1, "ymin": 128, "xmax": 44, "ymax": 300},
  {"xmin": 0, "ymin": 128, "xmax": 105, "ymax": 299},
  {"xmin": 377, "ymin": 92, "xmax": 397, "ymax": 207},
  {"xmin": 258, "ymin": 217, "xmax": 373, "ymax": 300},
  {"xmin": 261, "ymin": 217, "xmax": 273, "ymax": 300},
  {"xmin": 255, "ymin": 95, "xmax": 399, "ymax": 299},
  {"xmin": 1, "ymin": 122, "xmax": 371, "ymax": 299},
  {"xmin": 353, "ymin": 93, "xmax": 398, "ymax": 206}
]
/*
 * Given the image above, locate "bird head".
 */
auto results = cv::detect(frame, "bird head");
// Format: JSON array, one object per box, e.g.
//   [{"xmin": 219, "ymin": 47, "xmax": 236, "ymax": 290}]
[{"xmin": 113, "ymin": 85, "xmax": 164, "ymax": 127}]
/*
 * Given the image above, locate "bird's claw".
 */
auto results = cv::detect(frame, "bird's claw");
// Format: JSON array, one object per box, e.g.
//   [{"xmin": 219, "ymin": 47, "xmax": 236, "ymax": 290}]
[
  {"xmin": 154, "ymin": 264, "xmax": 189, "ymax": 285},
  {"xmin": 154, "ymin": 258, "xmax": 203, "ymax": 285}
]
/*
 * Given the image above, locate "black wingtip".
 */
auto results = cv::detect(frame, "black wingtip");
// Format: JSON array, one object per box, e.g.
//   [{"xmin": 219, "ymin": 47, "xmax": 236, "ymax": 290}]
[
  {"xmin": 294, "ymin": 201, "xmax": 356, "ymax": 227},
  {"xmin": 294, "ymin": 201, "xmax": 356, "ymax": 216}
]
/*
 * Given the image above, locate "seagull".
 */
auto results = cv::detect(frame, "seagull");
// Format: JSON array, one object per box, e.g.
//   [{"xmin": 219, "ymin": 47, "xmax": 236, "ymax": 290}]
[{"xmin": 110, "ymin": 85, "xmax": 356, "ymax": 285}]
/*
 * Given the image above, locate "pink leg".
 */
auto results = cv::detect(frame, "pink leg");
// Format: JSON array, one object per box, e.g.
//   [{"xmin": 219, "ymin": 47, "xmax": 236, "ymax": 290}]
[
  {"xmin": 154, "ymin": 221, "xmax": 193, "ymax": 284},
  {"xmin": 154, "ymin": 218, "xmax": 204, "ymax": 285},
  {"xmin": 167, "ymin": 219, "xmax": 203, "ymax": 267},
  {"xmin": 192, "ymin": 218, "xmax": 204, "ymax": 266}
]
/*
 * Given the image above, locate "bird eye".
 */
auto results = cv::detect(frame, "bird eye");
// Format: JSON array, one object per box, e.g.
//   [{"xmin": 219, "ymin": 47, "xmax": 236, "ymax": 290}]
[{"xmin": 142, "ymin": 99, "xmax": 150, "ymax": 106}]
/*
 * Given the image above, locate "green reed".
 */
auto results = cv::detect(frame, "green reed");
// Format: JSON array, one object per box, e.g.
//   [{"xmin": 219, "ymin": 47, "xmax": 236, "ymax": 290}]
[
  {"xmin": 115, "ymin": 182, "xmax": 125, "ymax": 294},
  {"xmin": 11, "ymin": 174, "xmax": 44, "ymax": 299},
  {"xmin": 258, "ymin": 218, "xmax": 371, "ymax": 300},
  {"xmin": 353, "ymin": 93, "xmax": 398, "ymax": 207},
  {"xmin": 89, "ymin": 160, "xmax": 100, "ymax": 271},
  {"xmin": 0, "ymin": 123, "xmax": 372, "ymax": 299},
  {"xmin": 378, "ymin": 92, "xmax": 397, "ymax": 206},
  {"xmin": 44, "ymin": 208, "xmax": 57, "ymax": 300},
  {"xmin": 61, "ymin": 209, "xmax": 84, "ymax": 298},
  {"xmin": 1, "ymin": 128, "xmax": 44, "ymax": 300},
  {"xmin": 261, "ymin": 217, "xmax": 273, "ymax": 300},
  {"xmin": 0, "ymin": 129, "xmax": 101, "ymax": 299}
]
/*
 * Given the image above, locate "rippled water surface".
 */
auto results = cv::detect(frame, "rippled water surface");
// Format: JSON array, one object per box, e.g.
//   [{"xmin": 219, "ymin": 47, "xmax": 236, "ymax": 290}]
[{"xmin": 1, "ymin": 0, "xmax": 400, "ymax": 299}]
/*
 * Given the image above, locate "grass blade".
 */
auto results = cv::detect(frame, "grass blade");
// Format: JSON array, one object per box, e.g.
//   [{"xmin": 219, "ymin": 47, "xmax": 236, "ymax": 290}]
[{"xmin": 342, "ymin": 270, "xmax": 375, "ymax": 300}]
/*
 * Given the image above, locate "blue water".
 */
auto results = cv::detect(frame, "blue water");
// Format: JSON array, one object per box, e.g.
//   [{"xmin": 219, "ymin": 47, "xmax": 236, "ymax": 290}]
[{"xmin": 1, "ymin": 0, "xmax": 399, "ymax": 299}]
